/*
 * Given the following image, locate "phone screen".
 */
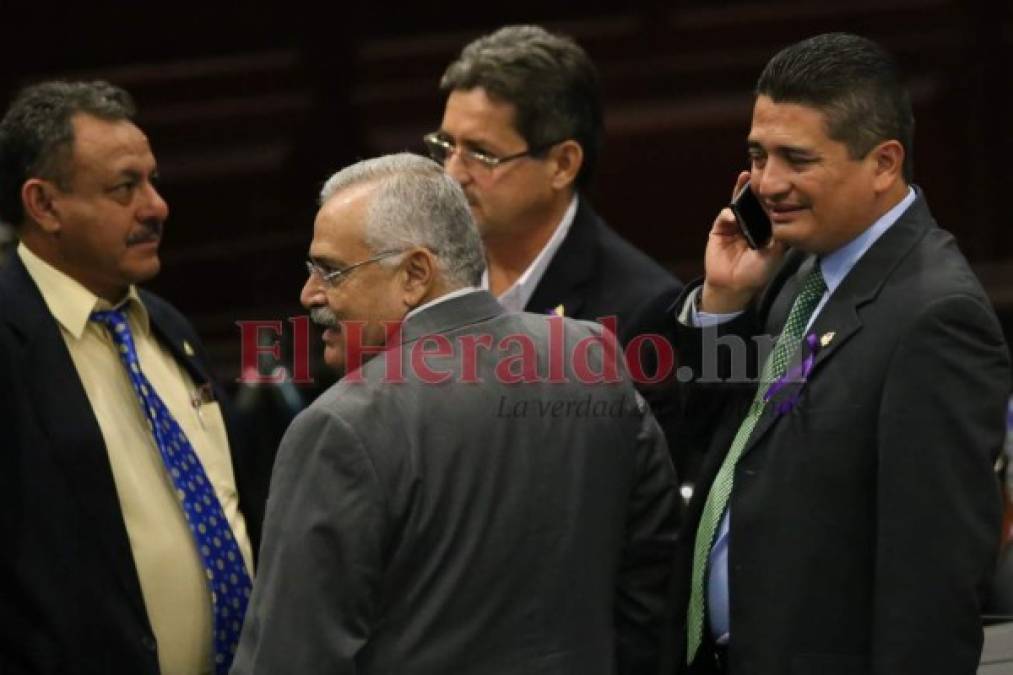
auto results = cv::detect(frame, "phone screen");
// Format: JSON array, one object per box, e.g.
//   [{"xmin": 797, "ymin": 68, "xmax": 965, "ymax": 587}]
[{"xmin": 730, "ymin": 181, "xmax": 772, "ymax": 249}]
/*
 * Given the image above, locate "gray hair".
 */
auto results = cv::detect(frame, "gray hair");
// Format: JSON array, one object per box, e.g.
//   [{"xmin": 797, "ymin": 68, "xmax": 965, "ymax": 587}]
[
  {"xmin": 319, "ymin": 153, "xmax": 485, "ymax": 287},
  {"xmin": 0, "ymin": 80, "xmax": 136, "ymax": 226}
]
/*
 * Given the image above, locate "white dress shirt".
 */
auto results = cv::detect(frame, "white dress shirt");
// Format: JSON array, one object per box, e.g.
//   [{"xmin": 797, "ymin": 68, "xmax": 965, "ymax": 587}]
[{"xmin": 481, "ymin": 195, "xmax": 578, "ymax": 312}]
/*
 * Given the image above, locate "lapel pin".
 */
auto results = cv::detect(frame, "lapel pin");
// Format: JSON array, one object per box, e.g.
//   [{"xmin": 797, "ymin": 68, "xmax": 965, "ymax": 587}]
[
  {"xmin": 552, "ymin": 304, "xmax": 565, "ymax": 317},
  {"xmin": 183, "ymin": 340, "xmax": 195, "ymax": 357},
  {"xmin": 820, "ymin": 331, "xmax": 835, "ymax": 348}
]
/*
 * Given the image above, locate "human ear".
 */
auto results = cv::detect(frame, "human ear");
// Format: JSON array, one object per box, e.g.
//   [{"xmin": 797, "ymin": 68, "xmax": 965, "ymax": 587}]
[
  {"xmin": 21, "ymin": 178, "xmax": 63, "ymax": 234},
  {"xmin": 400, "ymin": 248, "xmax": 436, "ymax": 308},
  {"xmin": 870, "ymin": 140, "xmax": 905, "ymax": 192},
  {"xmin": 548, "ymin": 140, "xmax": 584, "ymax": 191}
]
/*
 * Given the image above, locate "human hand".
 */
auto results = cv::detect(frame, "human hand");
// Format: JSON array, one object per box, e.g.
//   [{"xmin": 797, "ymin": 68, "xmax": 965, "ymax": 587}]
[{"xmin": 700, "ymin": 172, "xmax": 787, "ymax": 313}]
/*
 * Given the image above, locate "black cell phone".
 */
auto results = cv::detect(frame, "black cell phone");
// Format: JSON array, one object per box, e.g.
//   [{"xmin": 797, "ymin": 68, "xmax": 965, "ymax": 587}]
[{"xmin": 730, "ymin": 180, "xmax": 772, "ymax": 249}]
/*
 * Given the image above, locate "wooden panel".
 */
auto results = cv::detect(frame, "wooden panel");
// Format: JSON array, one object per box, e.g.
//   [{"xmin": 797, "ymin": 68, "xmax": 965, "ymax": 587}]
[{"xmin": 0, "ymin": 1, "xmax": 1010, "ymax": 376}]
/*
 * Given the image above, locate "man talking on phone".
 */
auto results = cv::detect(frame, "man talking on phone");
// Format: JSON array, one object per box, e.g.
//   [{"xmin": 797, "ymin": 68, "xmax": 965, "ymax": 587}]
[{"xmin": 659, "ymin": 33, "xmax": 1010, "ymax": 675}]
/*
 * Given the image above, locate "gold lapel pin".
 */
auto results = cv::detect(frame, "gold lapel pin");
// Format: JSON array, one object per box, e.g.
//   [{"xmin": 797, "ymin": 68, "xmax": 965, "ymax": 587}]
[
  {"xmin": 183, "ymin": 340, "xmax": 195, "ymax": 357},
  {"xmin": 820, "ymin": 331, "xmax": 836, "ymax": 348},
  {"xmin": 553, "ymin": 304, "xmax": 565, "ymax": 317}
]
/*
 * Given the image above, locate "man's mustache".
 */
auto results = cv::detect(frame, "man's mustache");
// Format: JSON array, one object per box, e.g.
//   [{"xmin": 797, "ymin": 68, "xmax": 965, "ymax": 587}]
[
  {"xmin": 126, "ymin": 219, "xmax": 163, "ymax": 245},
  {"xmin": 310, "ymin": 306, "xmax": 339, "ymax": 329}
]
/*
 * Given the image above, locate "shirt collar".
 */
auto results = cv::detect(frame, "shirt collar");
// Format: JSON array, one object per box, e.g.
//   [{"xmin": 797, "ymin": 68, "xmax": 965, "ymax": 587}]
[
  {"xmin": 17, "ymin": 242, "xmax": 150, "ymax": 340},
  {"xmin": 481, "ymin": 193, "xmax": 579, "ymax": 312},
  {"xmin": 403, "ymin": 286, "xmax": 482, "ymax": 323},
  {"xmin": 818, "ymin": 186, "xmax": 916, "ymax": 295}
]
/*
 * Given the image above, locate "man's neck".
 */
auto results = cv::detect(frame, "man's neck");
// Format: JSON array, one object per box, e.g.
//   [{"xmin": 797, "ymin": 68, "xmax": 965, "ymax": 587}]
[
  {"xmin": 850, "ymin": 181, "xmax": 911, "ymax": 242},
  {"xmin": 20, "ymin": 231, "xmax": 127, "ymax": 303},
  {"xmin": 484, "ymin": 193, "xmax": 573, "ymax": 297},
  {"xmin": 403, "ymin": 283, "xmax": 478, "ymax": 322},
  {"xmin": 877, "ymin": 181, "xmax": 911, "ymax": 218}
]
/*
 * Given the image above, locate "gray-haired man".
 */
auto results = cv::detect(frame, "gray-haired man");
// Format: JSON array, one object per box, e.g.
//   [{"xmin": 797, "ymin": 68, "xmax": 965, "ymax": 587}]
[{"xmin": 233, "ymin": 153, "xmax": 680, "ymax": 675}]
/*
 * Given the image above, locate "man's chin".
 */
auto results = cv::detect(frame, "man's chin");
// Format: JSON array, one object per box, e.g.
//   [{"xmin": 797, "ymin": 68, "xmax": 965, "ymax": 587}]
[
  {"xmin": 468, "ymin": 205, "xmax": 493, "ymax": 232},
  {"xmin": 323, "ymin": 343, "xmax": 346, "ymax": 375},
  {"xmin": 124, "ymin": 257, "xmax": 161, "ymax": 285},
  {"xmin": 473, "ymin": 217, "xmax": 492, "ymax": 237},
  {"xmin": 772, "ymin": 229, "xmax": 830, "ymax": 255}
]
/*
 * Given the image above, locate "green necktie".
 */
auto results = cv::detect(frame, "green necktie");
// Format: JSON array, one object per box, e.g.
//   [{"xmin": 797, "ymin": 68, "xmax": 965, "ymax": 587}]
[{"xmin": 685, "ymin": 263, "xmax": 827, "ymax": 665}]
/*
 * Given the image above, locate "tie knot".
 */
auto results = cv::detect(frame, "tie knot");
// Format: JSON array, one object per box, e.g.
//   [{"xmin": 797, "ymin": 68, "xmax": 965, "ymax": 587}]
[
  {"xmin": 90, "ymin": 308, "xmax": 129, "ymax": 331},
  {"xmin": 800, "ymin": 262, "xmax": 827, "ymax": 299},
  {"xmin": 90, "ymin": 309, "xmax": 137, "ymax": 357}
]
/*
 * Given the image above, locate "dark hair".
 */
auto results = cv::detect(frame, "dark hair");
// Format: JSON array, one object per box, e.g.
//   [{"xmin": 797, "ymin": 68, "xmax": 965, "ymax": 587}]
[
  {"xmin": 440, "ymin": 25, "xmax": 602, "ymax": 189},
  {"xmin": 756, "ymin": 33, "xmax": 914, "ymax": 182},
  {"xmin": 0, "ymin": 80, "xmax": 136, "ymax": 226}
]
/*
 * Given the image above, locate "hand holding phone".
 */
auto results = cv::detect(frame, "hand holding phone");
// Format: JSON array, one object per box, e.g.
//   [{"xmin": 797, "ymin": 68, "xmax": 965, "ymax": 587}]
[
  {"xmin": 700, "ymin": 172, "xmax": 785, "ymax": 313},
  {"xmin": 730, "ymin": 180, "xmax": 772, "ymax": 249}
]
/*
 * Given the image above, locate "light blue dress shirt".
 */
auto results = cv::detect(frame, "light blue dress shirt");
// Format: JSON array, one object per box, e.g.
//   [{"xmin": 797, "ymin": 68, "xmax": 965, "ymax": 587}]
[{"xmin": 692, "ymin": 188, "xmax": 917, "ymax": 644}]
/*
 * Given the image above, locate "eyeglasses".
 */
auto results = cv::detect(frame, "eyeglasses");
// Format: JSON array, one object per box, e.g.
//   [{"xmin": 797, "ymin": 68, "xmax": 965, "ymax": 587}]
[
  {"xmin": 305, "ymin": 250, "xmax": 403, "ymax": 289},
  {"xmin": 423, "ymin": 132, "xmax": 563, "ymax": 170}
]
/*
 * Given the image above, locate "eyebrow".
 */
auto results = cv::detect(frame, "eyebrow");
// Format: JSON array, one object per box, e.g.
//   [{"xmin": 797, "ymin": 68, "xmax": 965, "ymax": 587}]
[
  {"xmin": 438, "ymin": 129, "xmax": 498, "ymax": 152},
  {"xmin": 109, "ymin": 166, "xmax": 159, "ymax": 183},
  {"xmin": 111, "ymin": 168, "xmax": 141, "ymax": 181},
  {"xmin": 310, "ymin": 254, "xmax": 348, "ymax": 269},
  {"xmin": 747, "ymin": 140, "xmax": 817, "ymax": 157}
]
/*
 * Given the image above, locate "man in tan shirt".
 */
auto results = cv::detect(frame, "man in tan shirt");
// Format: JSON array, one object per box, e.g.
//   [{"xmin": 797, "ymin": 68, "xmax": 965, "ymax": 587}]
[{"xmin": 0, "ymin": 81, "xmax": 260, "ymax": 674}]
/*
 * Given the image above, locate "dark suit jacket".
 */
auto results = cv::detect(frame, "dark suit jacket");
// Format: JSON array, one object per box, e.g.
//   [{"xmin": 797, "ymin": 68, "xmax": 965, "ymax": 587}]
[
  {"xmin": 233, "ymin": 291, "xmax": 681, "ymax": 675},
  {"xmin": 658, "ymin": 193, "xmax": 1011, "ymax": 675},
  {"xmin": 0, "ymin": 253, "xmax": 262, "ymax": 675},
  {"xmin": 526, "ymin": 198, "xmax": 683, "ymax": 345},
  {"xmin": 535, "ymin": 200, "xmax": 688, "ymax": 477}
]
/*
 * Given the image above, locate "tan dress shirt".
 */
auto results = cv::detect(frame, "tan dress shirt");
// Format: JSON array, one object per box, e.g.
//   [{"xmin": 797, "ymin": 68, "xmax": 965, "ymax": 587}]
[{"xmin": 18, "ymin": 244, "xmax": 253, "ymax": 675}]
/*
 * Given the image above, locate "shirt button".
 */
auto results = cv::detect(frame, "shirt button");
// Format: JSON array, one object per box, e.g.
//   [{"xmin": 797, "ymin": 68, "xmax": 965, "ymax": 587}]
[{"xmin": 141, "ymin": 635, "xmax": 157, "ymax": 653}]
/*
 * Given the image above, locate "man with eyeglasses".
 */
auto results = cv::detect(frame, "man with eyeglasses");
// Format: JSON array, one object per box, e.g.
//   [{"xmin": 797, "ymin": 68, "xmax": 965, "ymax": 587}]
[
  {"xmin": 426, "ymin": 25, "xmax": 682, "ymax": 343},
  {"xmin": 232, "ymin": 153, "xmax": 680, "ymax": 675}
]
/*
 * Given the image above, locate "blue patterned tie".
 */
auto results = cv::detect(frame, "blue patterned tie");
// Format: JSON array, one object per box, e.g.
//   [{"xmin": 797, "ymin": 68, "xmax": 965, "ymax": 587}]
[{"xmin": 91, "ymin": 309, "xmax": 251, "ymax": 675}]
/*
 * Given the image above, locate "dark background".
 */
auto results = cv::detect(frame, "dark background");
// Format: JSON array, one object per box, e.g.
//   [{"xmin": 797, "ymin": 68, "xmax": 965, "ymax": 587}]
[{"xmin": 1, "ymin": 0, "xmax": 1010, "ymax": 386}]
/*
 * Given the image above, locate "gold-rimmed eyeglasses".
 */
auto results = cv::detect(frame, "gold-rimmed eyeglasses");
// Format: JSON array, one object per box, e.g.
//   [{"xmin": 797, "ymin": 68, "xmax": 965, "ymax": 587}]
[{"xmin": 423, "ymin": 132, "xmax": 564, "ymax": 170}]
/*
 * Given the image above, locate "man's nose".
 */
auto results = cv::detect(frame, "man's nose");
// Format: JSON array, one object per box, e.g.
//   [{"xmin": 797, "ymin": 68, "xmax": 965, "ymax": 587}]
[
  {"xmin": 140, "ymin": 182, "xmax": 169, "ymax": 222},
  {"xmin": 300, "ymin": 274, "xmax": 325, "ymax": 310},
  {"xmin": 443, "ymin": 150, "xmax": 472, "ymax": 186},
  {"xmin": 753, "ymin": 160, "xmax": 791, "ymax": 201}
]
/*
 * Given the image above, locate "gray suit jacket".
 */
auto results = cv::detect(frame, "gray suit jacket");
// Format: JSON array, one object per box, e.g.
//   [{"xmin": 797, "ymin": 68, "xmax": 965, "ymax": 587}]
[{"xmin": 233, "ymin": 291, "xmax": 680, "ymax": 675}]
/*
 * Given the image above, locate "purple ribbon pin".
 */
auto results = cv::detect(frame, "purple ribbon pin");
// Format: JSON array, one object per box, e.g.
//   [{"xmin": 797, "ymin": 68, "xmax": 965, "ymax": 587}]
[{"xmin": 763, "ymin": 332, "xmax": 823, "ymax": 417}]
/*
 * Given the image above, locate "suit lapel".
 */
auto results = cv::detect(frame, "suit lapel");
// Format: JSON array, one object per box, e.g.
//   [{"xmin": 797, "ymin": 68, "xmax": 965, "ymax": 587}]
[
  {"xmin": 743, "ymin": 300, "xmax": 865, "ymax": 453},
  {"xmin": 523, "ymin": 198, "xmax": 597, "ymax": 318},
  {"xmin": 143, "ymin": 291, "xmax": 212, "ymax": 388},
  {"xmin": 141, "ymin": 291, "xmax": 267, "ymax": 553},
  {"xmin": 739, "ymin": 194, "xmax": 934, "ymax": 457},
  {"xmin": 1, "ymin": 257, "xmax": 149, "ymax": 623}
]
